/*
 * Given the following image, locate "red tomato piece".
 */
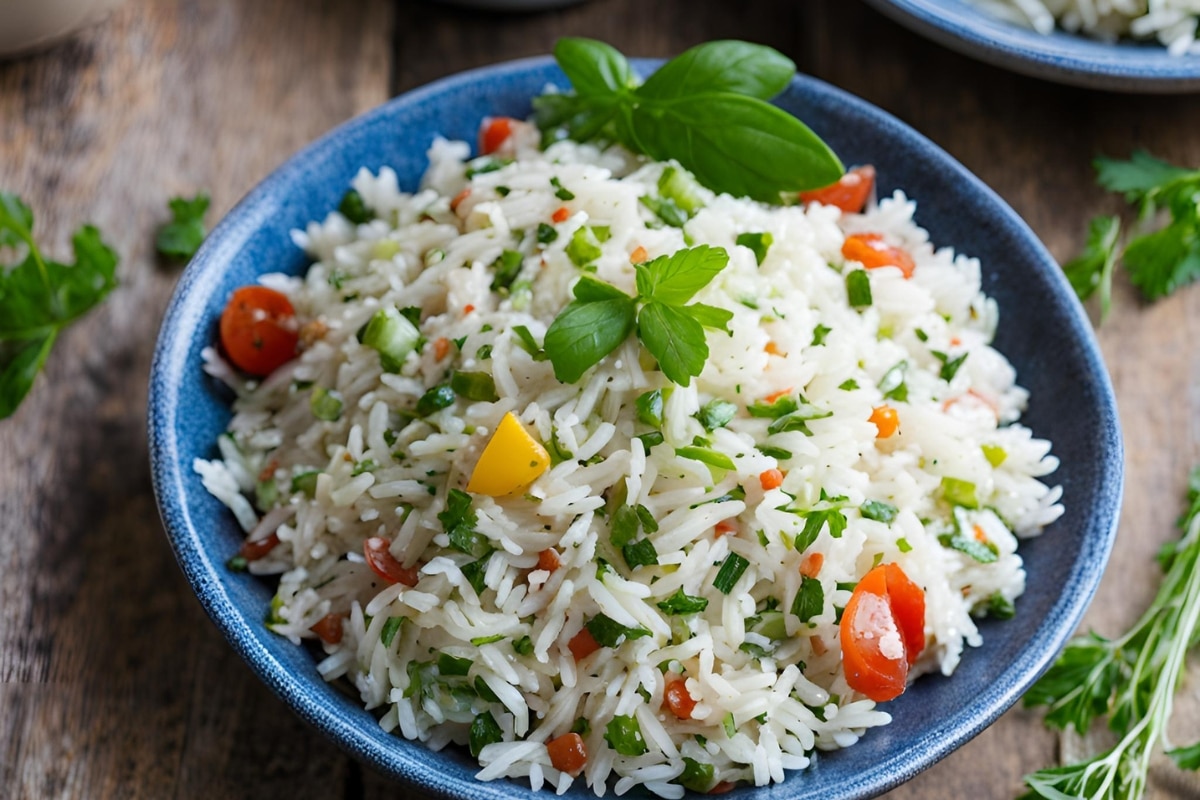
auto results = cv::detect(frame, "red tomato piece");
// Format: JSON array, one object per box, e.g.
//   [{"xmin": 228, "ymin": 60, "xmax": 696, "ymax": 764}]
[
  {"xmin": 363, "ymin": 537, "xmax": 419, "ymax": 587},
  {"xmin": 798, "ymin": 165, "xmax": 876, "ymax": 213},
  {"xmin": 568, "ymin": 627, "xmax": 601, "ymax": 661},
  {"xmin": 663, "ymin": 678, "xmax": 698, "ymax": 720},
  {"xmin": 219, "ymin": 286, "xmax": 299, "ymax": 376},
  {"xmin": 310, "ymin": 613, "xmax": 343, "ymax": 645},
  {"xmin": 480, "ymin": 117, "xmax": 515, "ymax": 155},
  {"xmin": 239, "ymin": 531, "xmax": 280, "ymax": 562},
  {"xmin": 546, "ymin": 732, "xmax": 587, "ymax": 776},
  {"xmin": 839, "ymin": 563, "xmax": 926, "ymax": 702},
  {"xmin": 841, "ymin": 233, "xmax": 916, "ymax": 278}
]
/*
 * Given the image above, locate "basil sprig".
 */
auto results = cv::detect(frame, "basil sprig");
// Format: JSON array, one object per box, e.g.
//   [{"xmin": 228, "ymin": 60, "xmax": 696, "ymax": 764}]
[
  {"xmin": 535, "ymin": 38, "xmax": 844, "ymax": 203},
  {"xmin": 543, "ymin": 245, "xmax": 732, "ymax": 386}
]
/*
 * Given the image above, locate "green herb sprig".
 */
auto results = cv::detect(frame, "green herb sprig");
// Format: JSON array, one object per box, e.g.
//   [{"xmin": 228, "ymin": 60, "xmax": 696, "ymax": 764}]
[
  {"xmin": 543, "ymin": 244, "xmax": 732, "ymax": 385},
  {"xmin": 1065, "ymin": 151, "xmax": 1200, "ymax": 319},
  {"xmin": 534, "ymin": 38, "xmax": 844, "ymax": 203},
  {"xmin": 1022, "ymin": 466, "xmax": 1200, "ymax": 800},
  {"xmin": 0, "ymin": 193, "xmax": 118, "ymax": 419},
  {"xmin": 156, "ymin": 193, "xmax": 210, "ymax": 261}
]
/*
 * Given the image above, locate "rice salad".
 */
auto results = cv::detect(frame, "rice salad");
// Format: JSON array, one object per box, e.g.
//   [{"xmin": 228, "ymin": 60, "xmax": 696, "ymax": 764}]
[
  {"xmin": 195, "ymin": 120, "xmax": 1062, "ymax": 796},
  {"xmin": 967, "ymin": 0, "xmax": 1200, "ymax": 54}
]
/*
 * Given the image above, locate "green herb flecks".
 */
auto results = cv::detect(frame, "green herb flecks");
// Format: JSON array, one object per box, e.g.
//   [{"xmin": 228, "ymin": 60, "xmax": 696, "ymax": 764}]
[{"xmin": 534, "ymin": 38, "xmax": 843, "ymax": 203}]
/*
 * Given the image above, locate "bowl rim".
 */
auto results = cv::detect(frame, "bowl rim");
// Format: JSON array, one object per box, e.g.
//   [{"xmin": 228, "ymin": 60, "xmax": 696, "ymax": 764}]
[
  {"xmin": 148, "ymin": 53, "xmax": 1124, "ymax": 799},
  {"xmin": 863, "ymin": 0, "xmax": 1200, "ymax": 92}
]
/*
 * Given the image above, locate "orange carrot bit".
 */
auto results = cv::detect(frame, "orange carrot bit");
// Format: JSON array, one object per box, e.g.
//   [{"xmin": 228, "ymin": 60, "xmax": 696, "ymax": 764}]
[
  {"xmin": 949, "ymin": 336, "xmax": 962, "ymax": 347},
  {"xmin": 841, "ymin": 233, "xmax": 915, "ymax": 278},
  {"xmin": 764, "ymin": 387, "xmax": 793, "ymax": 404},
  {"xmin": 310, "ymin": 613, "xmax": 344, "ymax": 645},
  {"xmin": 433, "ymin": 337, "xmax": 451, "ymax": 361},
  {"xmin": 973, "ymin": 524, "xmax": 989, "ymax": 543},
  {"xmin": 708, "ymin": 781, "xmax": 737, "ymax": 795},
  {"xmin": 552, "ymin": 206, "xmax": 571, "ymax": 223},
  {"xmin": 630, "ymin": 245, "xmax": 648, "ymax": 264},
  {"xmin": 463, "ymin": 304, "xmax": 476, "ymax": 315},
  {"xmin": 479, "ymin": 116, "xmax": 515, "ymax": 155},
  {"xmin": 810, "ymin": 635, "xmax": 828, "ymax": 656},
  {"xmin": 537, "ymin": 548, "xmax": 561, "ymax": 572},
  {"xmin": 800, "ymin": 552, "xmax": 825, "ymax": 578},
  {"xmin": 764, "ymin": 341, "xmax": 785, "ymax": 356},
  {"xmin": 869, "ymin": 405, "xmax": 900, "ymax": 438},
  {"xmin": 450, "ymin": 188, "xmax": 472, "ymax": 212},
  {"xmin": 568, "ymin": 627, "xmax": 601, "ymax": 662},
  {"xmin": 546, "ymin": 732, "xmax": 588, "ymax": 776},
  {"xmin": 714, "ymin": 520, "xmax": 738, "ymax": 538},
  {"xmin": 759, "ymin": 468, "xmax": 784, "ymax": 491}
]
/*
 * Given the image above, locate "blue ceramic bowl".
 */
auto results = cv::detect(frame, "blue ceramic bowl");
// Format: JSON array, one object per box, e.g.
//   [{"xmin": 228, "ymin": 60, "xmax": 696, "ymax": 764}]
[
  {"xmin": 148, "ymin": 56, "xmax": 1123, "ymax": 799},
  {"xmin": 864, "ymin": 0, "xmax": 1200, "ymax": 92}
]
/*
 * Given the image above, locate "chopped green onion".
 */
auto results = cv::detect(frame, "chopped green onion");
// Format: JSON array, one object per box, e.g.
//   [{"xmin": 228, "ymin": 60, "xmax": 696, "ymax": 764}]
[
  {"xmin": 679, "ymin": 757, "xmax": 715, "ymax": 792},
  {"xmin": 658, "ymin": 166, "xmax": 705, "ymax": 214},
  {"xmin": 470, "ymin": 633, "xmax": 505, "ymax": 646},
  {"xmin": 474, "ymin": 676, "xmax": 500, "ymax": 702},
  {"xmin": 636, "ymin": 389, "xmax": 665, "ymax": 428},
  {"xmin": 338, "ymin": 189, "xmax": 374, "ymax": 224},
  {"xmin": 359, "ymin": 307, "xmax": 421, "ymax": 373},
  {"xmin": 622, "ymin": 538, "xmax": 658, "ymax": 569},
  {"xmin": 735, "ymin": 231, "xmax": 773, "ymax": 266},
  {"xmin": 465, "ymin": 156, "xmax": 511, "ymax": 178},
  {"xmin": 897, "ymin": 537, "xmax": 913, "ymax": 553},
  {"xmin": 748, "ymin": 394, "xmax": 797, "ymax": 419},
  {"xmin": 838, "ymin": 378, "xmax": 859, "ymax": 391},
  {"xmin": 940, "ymin": 476, "xmax": 980, "ymax": 509},
  {"xmin": 416, "ymin": 384, "xmax": 456, "ymax": 416},
  {"xmin": 933, "ymin": 350, "xmax": 969, "ymax": 382},
  {"xmin": 985, "ymin": 592, "xmax": 1016, "ymax": 619},
  {"xmin": 450, "ymin": 370, "xmax": 499, "ymax": 402},
  {"xmin": 636, "ymin": 431, "xmax": 665, "ymax": 450},
  {"xmin": 550, "ymin": 176, "xmax": 575, "ymax": 201},
  {"xmin": 585, "ymin": 613, "xmax": 651, "ymax": 648},
  {"xmin": 226, "ymin": 555, "xmax": 248, "ymax": 572},
  {"xmin": 846, "ymin": 269, "xmax": 872, "ymax": 307},
  {"xmin": 675, "ymin": 446, "xmax": 736, "ymax": 471},
  {"xmin": 758, "ymin": 445, "xmax": 792, "ymax": 460},
  {"xmin": 570, "ymin": 717, "xmax": 591, "ymax": 736},
  {"xmin": 697, "ymin": 398, "xmax": 737, "ymax": 431},
  {"xmin": 722, "ymin": 712, "xmax": 737, "ymax": 738},
  {"xmin": 656, "ymin": 589, "xmax": 709, "ymax": 615},
  {"xmin": 290, "ymin": 470, "xmax": 320, "ymax": 498},
  {"xmin": 791, "ymin": 575, "xmax": 824, "ymax": 622},
  {"xmin": 713, "ymin": 553, "xmax": 750, "ymax": 594},
  {"xmin": 811, "ymin": 323, "xmax": 831, "ymax": 346},
  {"xmin": 254, "ymin": 477, "xmax": 278, "ymax": 512},
  {"xmin": 309, "ymin": 387, "xmax": 344, "ymax": 421},
  {"xmin": 536, "ymin": 222, "xmax": 558, "ymax": 244},
  {"xmin": 860, "ymin": 499, "xmax": 898, "ymax": 524},
  {"xmin": 640, "ymin": 194, "xmax": 689, "ymax": 228},
  {"xmin": 437, "ymin": 653, "xmax": 473, "ymax": 677},
  {"xmin": 490, "ymin": 249, "xmax": 524, "ymax": 292},
  {"xmin": 461, "ymin": 554, "xmax": 490, "ymax": 594},
  {"xmin": 878, "ymin": 361, "xmax": 909, "ymax": 402},
  {"xmin": 940, "ymin": 533, "xmax": 998, "ymax": 563},
  {"xmin": 469, "ymin": 711, "xmax": 503, "ymax": 757},
  {"xmin": 350, "ymin": 459, "xmax": 378, "ymax": 477},
  {"xmin": 512, "ymin": 635, "xmax": 534, "ymax": 656},
  {"xmin": 565, "ymin": 225, "xmax": 603, "ymax": 266},
  {"xmin": 604, "ymin": 714, "xmax": 648, "ymax": 756},
  {"xmin": 982, "ymin": 443, "xmax": 1007, "ymax": 467},
  {"xmin": 380, "ymin": 616, "xmax": 405, "ymax": 648}
]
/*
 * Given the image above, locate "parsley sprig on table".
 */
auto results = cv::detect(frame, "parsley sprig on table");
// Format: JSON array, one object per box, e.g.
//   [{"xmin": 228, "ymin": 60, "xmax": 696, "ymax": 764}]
[
  {"xmin": 1021, "ymin": 466, "xmax": 1200, "ymax": 800},
  {"xmin": 1065, "ymin": 151, "xmax": 1200, "ymax": 318},
  {"xmin": 0, "ymin": 193, "xmax": 118, "ymax": 419},
  {"xmin": 534, "ymin": 38, "xmax": 844, "ymax": 202},
  {"xmin": 543, "ymin": 245, "xmax": 732, "ymax": 386},
  {"xmin": 156, "ymin": 193, "xmax": 210, "ymax": 261}
]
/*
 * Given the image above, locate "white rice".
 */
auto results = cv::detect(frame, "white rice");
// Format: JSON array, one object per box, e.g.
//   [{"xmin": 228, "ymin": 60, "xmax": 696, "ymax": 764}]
[
  {"xmin": 968, "ymin": 0, "xmax": 1200, "ymax": 54},
  {"xmin": 196, "ymin": 121, "xmax": 1062, "ymax": 795}
]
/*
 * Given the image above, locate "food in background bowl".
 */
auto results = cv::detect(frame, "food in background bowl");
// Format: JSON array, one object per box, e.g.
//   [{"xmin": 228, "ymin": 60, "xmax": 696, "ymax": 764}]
[
  {"xmin": 192, "ymin": 44, "xmax": 1062, "ymax": 794},
  {"xmin": 149, "ymin": 45, "xmax": 1121, "ymax": 800},
  {"xmin": 967, "ymin": 0, "xmax": 1200, "ymax": 55}
]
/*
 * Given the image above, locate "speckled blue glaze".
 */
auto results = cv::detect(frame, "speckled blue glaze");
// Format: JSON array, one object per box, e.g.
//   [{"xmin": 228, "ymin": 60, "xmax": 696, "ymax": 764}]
[
  {"xmin": 148, "ymin": 56, "xmax": 1123, "ymax": 800},
  {"xmin": 864, "ymin": 0, "xmax": 1200, "ymax": 92}
]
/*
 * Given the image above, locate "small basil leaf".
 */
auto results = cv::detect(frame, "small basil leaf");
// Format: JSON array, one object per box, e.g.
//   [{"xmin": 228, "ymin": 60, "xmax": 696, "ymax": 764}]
[
  {"xmin": 636, "ymin": 40, "xmax": 794, "ymax": 102},
  {"xmin": 637, "ymin": 301, "xmax": 708, "ymax": 387},
  {"xmin": 545, "ymin": 297, "xmax": 637, "ymax": 383}
]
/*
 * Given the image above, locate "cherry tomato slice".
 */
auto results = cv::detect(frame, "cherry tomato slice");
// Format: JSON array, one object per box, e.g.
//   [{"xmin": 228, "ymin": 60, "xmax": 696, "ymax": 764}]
[
  {"xmin": 663, "ymin": 678, "xmax": 698, "ymax": 719},
  {"xmin": 798, "ymin": 165, "xmax": 876, "ymax": 213},
  {"xmin": 546, "ymin": 732, "xmax": 587, "ymax": 776},
  {"xmin": 239, "ymin": 531, "xmax": 280, "ymax": 562},
  {"xmin": 841, "ymin": 233, "xmax": 916, "ymax": 278},
  {"xmin": 840, "ymin": 563, "xmax": 926, "ymax": 702},
  {"xmin": 219, "ymin": 286, "xmax": 299, "ymax": 376},
  {"xmin": 310, "ymin": 613, "xmax": 344, "ymax": 645},
  {"xmin": 363, "ymin": 537, "xmax": 419, "ymax": 587},
  {"xmin": 479, "ymin": 117, "xmax": 515, "ymax": 155},
  {"xmin": 568, "ymin": 627, "xmax": 601, "ymax": 661}
]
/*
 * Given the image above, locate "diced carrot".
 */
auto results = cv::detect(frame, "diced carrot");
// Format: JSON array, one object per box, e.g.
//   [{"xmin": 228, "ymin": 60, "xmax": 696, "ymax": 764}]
[
  {"xmin": 239, "ymin": 531, "xmax": 280, "ymax": 562},
  {"xmin": 949, "ymin": 336, "xmax": 962, "ymax": 347},
  {"xmin": 451, "ymin": 188, "xmax": 472, "ymax": 212},
  {"xmin": 810, "ymin": 635, "xmax": 828, "ymax": 656},
  {"xmin": 663, "ymin": 678, "xmax": 698, "ymax": 719},
  {"xmin": 479, "ymin": 117, "xmax": 515, "ymax": 155},
  {"xmin": 546, "ymin": 732, "xmax": 587, "ymax": 776},
  {"xmin": 630, "ymin": 245, "xmax": 648, "ymax": 264},
  {"xmin": 714, "ymin": 520, "xmax": 738, "ymax": 538},
  {"xmin": 568, "ymin": 627, "xmax": 601, "ymax": 661},
  {"xmin": 434, "ymin": 337, "xmax": 451, "ymax": 361},
  {"xmin": 463, "ymin": 304, "xmax": 475, "ymax": 315},
  {"xmin": 869, "ymin": 405, "xmax": 900, "ymax": 438},
  {"xmin": 800, "ymin": 552, "xmax": 824, "ymax": 578},
  {"xmin": 798, "ymin": 165, "xmax": 876, "ymax": 213},
  {"xmin": 552, "ymin": 206, "xmax": 570, "ymax": 223},
  {"xmin": 310, "ymin": 613, "xmax": 343, "ymax": 645},
  {"xmin": 759, "ymin": 468, "xmax": 784, "ymax": 491},
  {"xmin": 764, "ymin": 341, "xmax": 784, "ymax": 356},
  {"xmin": 764, "ymin": 387, "xmax": 792, "ymax": 404},
  {"xmin": 842, "ymin": 233, "xmax": 915, "ymax": 278},
  {"xmin": 973, "ymin": 524, "xmax": 989, "ymax": 543},
  {"xmin": 537, "ymin": 548, "xmax": 561, "ymax": 572}
]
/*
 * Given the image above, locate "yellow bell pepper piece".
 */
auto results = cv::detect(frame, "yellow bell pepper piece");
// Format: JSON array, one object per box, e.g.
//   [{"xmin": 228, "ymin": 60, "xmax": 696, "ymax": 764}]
[{"xmin": 466, "ymin": 412, "xmax": 551, "ymax": 496}]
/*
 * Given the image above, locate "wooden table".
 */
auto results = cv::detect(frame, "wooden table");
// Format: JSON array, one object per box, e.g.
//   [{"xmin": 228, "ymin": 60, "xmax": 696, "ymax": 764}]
[{"xmin": 2, "ymin": 1, "xmax": 1198, "ymax": 797}]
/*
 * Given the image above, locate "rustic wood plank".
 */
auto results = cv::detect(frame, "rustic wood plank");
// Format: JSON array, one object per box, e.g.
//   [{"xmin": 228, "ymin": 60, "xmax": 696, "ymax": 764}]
[
  {"xmin": 2, "ymin": 0, "xmax": 1198, "ymax": 797},
  {"xmin": 0, "ymin": 1, "xmax": 392, "ymax": 797}
]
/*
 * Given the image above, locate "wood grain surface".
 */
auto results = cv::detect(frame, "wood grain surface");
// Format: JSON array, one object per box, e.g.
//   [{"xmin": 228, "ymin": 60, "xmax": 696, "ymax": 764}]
[{"xmin": 1, "ymin": 0, "xmax": 1198, "ymax": 798}]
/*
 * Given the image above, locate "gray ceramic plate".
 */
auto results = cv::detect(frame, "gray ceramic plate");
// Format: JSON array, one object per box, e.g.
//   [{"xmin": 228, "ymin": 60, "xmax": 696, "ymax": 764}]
[{"xmin": 149, "ymin": 55, "xmax": 1123, "ymax": 799}]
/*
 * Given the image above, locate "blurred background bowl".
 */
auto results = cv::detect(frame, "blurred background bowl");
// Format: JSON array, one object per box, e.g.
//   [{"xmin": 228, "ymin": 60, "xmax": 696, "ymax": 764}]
[{"xmin": 0, "ymin": 0, "xmax": 126, "ymax": 58}]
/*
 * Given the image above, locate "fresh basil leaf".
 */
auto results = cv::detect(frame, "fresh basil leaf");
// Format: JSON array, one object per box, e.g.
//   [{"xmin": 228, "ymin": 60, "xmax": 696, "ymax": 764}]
[
  {"xmin": 544, "ymin": 296, "xmax": 637, "ymax": 383},
  {"xmin": 791, "ymin": 575, "xmax": 824, "ymax": 622},
  {"xmin": 636, "ymin": 40, "xmax": 794, "ymax": 101},
  {"xmin": 628, "ymin": 93, "xmax": 844, "ymax": 202},
  {"xmin": 635, "ymin": 245, "xmax": 729, "ymax": 305},
  {"xmin": 637, "ymin": 301, "xmax": 708, "ymax": 386},
  {"xmin": 574, "ymin": 273, "xmax": 631, "ymax": 303},
  {"xmin": 685, "ymin": 303, "xmax": 734, "ymax": 332},
  {"xmin": 553, "ymin": 37, "xmax": 635, "ymax": 97}
]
